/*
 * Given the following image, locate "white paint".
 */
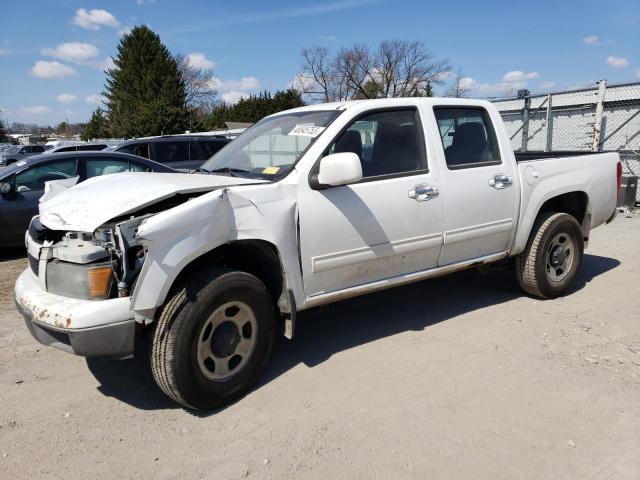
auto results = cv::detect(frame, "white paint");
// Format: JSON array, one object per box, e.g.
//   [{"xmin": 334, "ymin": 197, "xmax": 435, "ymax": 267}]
[{"xmin": 17, "ymin": 97, "xmax": 619, "ymax": 339}]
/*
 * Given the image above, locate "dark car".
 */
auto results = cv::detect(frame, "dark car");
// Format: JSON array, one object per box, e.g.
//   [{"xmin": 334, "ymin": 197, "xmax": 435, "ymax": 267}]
[
  {"xmin": 0, "ymin": 144, "xmax": 46, "ymax": 166},
  {"xmin": 113, "ymin": 135, "xmax": 230, "ymax": 170},
  {"xmin": 45, "ymin": 143, "xmax": 109, "ymax": 154},
  {"xmin": 0, "ymin": 151, "xmax": 176, "ymax": 247}
]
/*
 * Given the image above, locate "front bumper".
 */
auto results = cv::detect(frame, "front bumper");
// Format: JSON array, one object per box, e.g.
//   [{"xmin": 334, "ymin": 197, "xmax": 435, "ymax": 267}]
[{"xmin": 15, "ymin": 269, "xmax": 135, "ymax": 359}]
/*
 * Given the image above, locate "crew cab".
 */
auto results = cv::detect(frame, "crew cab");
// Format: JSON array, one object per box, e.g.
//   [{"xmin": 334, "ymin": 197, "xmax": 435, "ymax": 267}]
[{"xmin": 14, "ymin": 98, "xmax": 621, "ymax": 410}]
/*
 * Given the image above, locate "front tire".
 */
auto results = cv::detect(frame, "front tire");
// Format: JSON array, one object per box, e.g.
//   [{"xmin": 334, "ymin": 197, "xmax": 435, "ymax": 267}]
[
  {"xmin": 516, "ymin": 212, "xmax": 584, "ymax": 299},
  {"xmin": 151, "ymin": 268, "xmax": 276, "ymax": 410}
]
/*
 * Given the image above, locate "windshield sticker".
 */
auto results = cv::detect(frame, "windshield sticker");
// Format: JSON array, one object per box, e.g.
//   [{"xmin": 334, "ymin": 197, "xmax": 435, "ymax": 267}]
[
  {"xmin": 262, "ymin": 166, "xmax": 280, "ymax": 175},
  {"xmin": 287, "ymin": 125, "xmax": 325, "ymax": 138},
  {"xmin": 16, "ymin": 160, "xmax": 27, "ymax": 167}
]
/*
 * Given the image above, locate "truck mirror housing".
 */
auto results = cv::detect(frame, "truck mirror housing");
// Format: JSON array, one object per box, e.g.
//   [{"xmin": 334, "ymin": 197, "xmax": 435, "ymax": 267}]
[{"xmin": 315, "ymin": 152, "xmax": 363, "ymax": 188}]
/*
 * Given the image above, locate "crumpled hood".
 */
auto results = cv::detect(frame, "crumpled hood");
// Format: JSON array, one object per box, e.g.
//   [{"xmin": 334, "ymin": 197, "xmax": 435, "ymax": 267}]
[{"xmin": 39, "ymin": 172, "xmax": 266, "ymax": 232}]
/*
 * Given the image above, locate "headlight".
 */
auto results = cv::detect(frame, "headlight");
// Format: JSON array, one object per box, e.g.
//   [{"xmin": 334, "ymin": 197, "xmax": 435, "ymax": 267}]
[{"xmin": 46, "ymin": 261, "xmax": 114, "ymax": 300}]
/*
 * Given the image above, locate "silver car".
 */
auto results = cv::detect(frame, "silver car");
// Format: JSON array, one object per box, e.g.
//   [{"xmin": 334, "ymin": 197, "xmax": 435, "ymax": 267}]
[{"xmin": 0, "ymin": 145, "xmax": 46, "ymax": 166}]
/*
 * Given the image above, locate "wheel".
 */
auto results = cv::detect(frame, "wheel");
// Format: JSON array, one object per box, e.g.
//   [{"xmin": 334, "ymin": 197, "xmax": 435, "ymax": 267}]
[
  {"xmin": 516, "ymin": 212, "xmax": 584, "ymax": 299},
  {"xmin": 151, "ymin": 268, "xmax": 276, "ymax": 410}
]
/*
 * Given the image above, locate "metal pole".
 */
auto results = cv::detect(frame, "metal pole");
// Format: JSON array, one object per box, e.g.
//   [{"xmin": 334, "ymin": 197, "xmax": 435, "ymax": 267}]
[
  {"xmin": 521, "ymin": 96, "xmax": 531, "ymax": 152},
  {"xmin": 544, "ymin": 93, "xmax": 553, "ymax": 152},
  {"xmin": 592, "ymin": 79, "xmax": 606, "ymax": 152}
]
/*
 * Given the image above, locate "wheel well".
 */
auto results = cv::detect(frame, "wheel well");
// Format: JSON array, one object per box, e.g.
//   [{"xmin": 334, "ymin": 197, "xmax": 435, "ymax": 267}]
[
  {"xmin": 538, "ymin": 191, "xmax": 589, "ymax": 225},
  {"xmin": 172, "ymin": 240, "xmax": 286, "ymax": 313}
]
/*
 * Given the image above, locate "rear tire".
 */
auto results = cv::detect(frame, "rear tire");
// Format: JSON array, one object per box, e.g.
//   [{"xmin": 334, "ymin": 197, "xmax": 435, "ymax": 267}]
[
  {"xmin": 151, "ymin": 268, "xmax": 276, "ymax": 410},
  {"xmin": 516, "ymin": 212, "xmax": 584, "ymax": 299}
]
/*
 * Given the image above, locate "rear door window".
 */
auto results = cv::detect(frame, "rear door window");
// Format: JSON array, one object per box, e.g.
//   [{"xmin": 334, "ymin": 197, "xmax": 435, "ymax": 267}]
[
  {"xmin": 85, "ymin": 158, "xmax": 131, "ymax": 178},
  {"xmin": 153, "ymin": 141, "xmax": 189, "ymax": 163},
  {"xmin": 433, "ymin": 107, "xmax": 501, "ymax": 169}
]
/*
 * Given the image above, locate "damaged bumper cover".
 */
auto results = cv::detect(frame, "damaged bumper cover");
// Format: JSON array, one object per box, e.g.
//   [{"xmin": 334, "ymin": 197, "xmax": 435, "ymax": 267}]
[{"xmin": 15, "ymin": 269, "xmax": 135, "ymax": 359}]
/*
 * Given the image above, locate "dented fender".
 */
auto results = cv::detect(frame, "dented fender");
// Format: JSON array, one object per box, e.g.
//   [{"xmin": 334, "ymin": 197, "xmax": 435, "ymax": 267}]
[{"xmin": 130, "ymin": 182, "xmax": 304, "ymax": 319}]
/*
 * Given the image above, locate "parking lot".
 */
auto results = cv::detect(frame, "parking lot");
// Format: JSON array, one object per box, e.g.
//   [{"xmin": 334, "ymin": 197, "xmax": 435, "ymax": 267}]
[{"xmin": 0, "ymin": 214, "xmax": 638, "ymax": 479}]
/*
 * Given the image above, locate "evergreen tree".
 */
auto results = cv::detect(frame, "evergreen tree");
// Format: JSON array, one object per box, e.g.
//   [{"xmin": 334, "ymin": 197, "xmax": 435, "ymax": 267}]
[
  {"xmin": 82, "ymin": 108, "xmax": 110, "ymax": 140},
  {"xmin": 0, "ymin": 118, "xmax": 6, "ymax": 142},
  {"xmin": 206, "ymin": 89, "xmax": 304, "ymax": 129},
  {"xmin": 104, "ymin": 25, "xmax": 188, "ymax": 138}
]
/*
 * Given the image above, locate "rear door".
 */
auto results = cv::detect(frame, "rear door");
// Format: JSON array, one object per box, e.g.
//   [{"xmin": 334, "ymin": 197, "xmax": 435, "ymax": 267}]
[
  {"xmin": 151, "ymin": 140, "xmax": 197, "ymax": 170},
  {"xmin": 298, "ymin": 107, "xmax": 444, "ymax": 297},
  {"xmin": 432, "ymin": 106, "xmax": 518, "ymax": 265}
]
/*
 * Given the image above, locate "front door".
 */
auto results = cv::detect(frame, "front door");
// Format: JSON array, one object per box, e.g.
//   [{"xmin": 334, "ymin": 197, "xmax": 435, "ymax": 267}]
[
  {"xmin": 298, "ymin": 108, "xmax": 444, "ymax": 298},
  {"xmin": 4, "ymin": 159, "xmax": 78, "ymax": 243},
  {"xmin": 432, "ymin": 106, "xmax": 518, "ymax": 266}
]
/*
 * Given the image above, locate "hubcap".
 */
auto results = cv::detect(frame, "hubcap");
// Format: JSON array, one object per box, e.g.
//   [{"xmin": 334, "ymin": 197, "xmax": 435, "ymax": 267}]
[
  {"xmin": 197, "ymin": 301, "xmax": 257, "ymax": 381},
  {"xmin": 545, "ymin": 232, "xmax": 575, "ymax": 282}
]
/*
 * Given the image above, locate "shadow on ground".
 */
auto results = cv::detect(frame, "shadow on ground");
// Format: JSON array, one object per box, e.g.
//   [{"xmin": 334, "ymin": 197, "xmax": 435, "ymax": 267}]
[{"xmin": 86, "ymin": 254, "xmax": 620, "ymax": 411}]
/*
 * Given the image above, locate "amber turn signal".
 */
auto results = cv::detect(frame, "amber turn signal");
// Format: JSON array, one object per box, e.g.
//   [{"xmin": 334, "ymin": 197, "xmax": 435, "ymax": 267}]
[{"xmin": 87, "ymin": 267, "xmax": 113, "ymax": 299}]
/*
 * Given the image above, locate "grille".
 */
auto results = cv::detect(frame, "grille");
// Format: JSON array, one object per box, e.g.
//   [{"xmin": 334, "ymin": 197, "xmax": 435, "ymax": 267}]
[{"xmin": 28, "ymin": 217, "xmax": 65, "ymax": 244}]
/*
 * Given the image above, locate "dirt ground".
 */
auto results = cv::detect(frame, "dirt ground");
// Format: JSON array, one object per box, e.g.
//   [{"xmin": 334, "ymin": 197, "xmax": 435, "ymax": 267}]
[{"xmin": 1, "ymin": 215, "xmax": 639, "ymax": 480}]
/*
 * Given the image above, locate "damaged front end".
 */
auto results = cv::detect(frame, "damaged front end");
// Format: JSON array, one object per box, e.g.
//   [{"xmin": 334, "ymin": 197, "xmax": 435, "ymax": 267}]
[
  {"xmin": 26, "ymin": 214, "xmax": 151, "ymax": 303},
  {"xmin": 16, "ymin": 214, "xmax": 155, "ymax": 359}
]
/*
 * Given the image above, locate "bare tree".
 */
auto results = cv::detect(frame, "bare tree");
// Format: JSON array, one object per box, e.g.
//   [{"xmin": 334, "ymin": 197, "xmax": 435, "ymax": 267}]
[
  {"xmin": 445, "ymin": 69, "xmax": 471, "ymax": 98},
  {"xmin": 297, "ymin": 40, "xmax": 450, "ymax": 102},
  {"xmin": 175, "ymin": 53, "xmax": 217, "ymax": 109}
]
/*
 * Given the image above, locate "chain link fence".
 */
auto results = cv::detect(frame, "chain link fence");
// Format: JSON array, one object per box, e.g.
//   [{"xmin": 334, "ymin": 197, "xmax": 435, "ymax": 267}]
[{"xmin": 493, "ymin": 81, "xmax": 640, "ymax": 203}]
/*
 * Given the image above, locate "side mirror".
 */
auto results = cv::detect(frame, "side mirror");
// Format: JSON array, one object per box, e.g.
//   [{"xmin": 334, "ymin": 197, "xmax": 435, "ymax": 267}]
[
  {"xmin": 315, "ymin": 152, "xmax": 363, "ymax": 188},
  {"xmin": 0, "ymin": 181, "xmax": 13, "ymax": 196}
]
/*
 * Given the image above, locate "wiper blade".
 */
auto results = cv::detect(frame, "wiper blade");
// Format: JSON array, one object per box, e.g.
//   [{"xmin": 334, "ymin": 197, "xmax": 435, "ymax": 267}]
[{"xmin": 206, "ymin": 167, "xmax": 251, "ymax": 177}]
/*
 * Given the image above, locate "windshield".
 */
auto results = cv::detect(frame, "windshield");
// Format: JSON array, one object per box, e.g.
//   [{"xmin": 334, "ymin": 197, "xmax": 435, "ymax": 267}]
[{"xmin": 200, "ymin": 110, "xmax": 342, "ymax": 178}]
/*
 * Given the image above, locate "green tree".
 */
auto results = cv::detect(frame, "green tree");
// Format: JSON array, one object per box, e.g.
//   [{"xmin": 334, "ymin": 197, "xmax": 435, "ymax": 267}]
[
  {"xmin": 206, "ymin": 89, "xmax": 304, "ymax": 129},
  {"xmin": 82, "ymin": 108, "xmax": 110, "ymax": 140},
  {"xmin": 104, "ymin": 25, "xmax": 188, "ymax": 138}
]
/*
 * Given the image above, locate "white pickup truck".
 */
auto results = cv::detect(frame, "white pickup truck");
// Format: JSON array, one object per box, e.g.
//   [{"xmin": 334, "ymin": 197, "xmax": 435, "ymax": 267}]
[{"xmin": 15, "ymin": 98, "xmax": 621, "ymax": 409}]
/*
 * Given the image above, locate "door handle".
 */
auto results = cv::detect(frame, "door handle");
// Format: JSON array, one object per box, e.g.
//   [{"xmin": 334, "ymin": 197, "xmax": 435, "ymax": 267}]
[
  {"xmin": 489, "ymin": 174, "xmax": 513, "ymax": 190},
  {"xmin": 408, "ymin": 184, "xmax": 439, "ymax": 201}
]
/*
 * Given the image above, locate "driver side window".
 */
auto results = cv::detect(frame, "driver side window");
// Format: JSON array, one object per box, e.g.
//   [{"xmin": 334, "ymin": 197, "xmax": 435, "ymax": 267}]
[
  {"xmin": 326, "ymin": 109, "xmax": 427, "ymax": 179},
  {"xmin": 14, "ymin": 160, "xmax": 77, "ymax": 192}
]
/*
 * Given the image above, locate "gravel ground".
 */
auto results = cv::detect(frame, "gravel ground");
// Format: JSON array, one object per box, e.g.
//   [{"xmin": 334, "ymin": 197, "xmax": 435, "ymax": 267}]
[{"xmin": 1, "ymin": 215, "xmax": 639, "ymax": 480}]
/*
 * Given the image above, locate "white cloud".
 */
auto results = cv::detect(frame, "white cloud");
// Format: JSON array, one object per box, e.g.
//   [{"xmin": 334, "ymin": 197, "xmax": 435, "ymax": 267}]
[
  {"xmin": 42, "ymin": 42, "xmax": 99, "ymax": 64},
  {"xmin": 211, "ymin": 76, "xmax": 261, "ymax": 104},
  {"xmin": 637, "ymin": 69, "xmax": 640, "ymax": 78},
  {"xmin": 288, "ymin": 72, "xmax": 316, "ymax": 91},
  {"xmin": 32, "ymin": 61, "xmax": 77, "ymax": 79},
  {"xmin": 57, "ymin": 93, "xmax": 78, "ymax": 104},
  {"xmin": 118, "ymin": 25, "xmax": 133, "ymax": 37},
  {"xmin": 72, "ymin": 8, "xmax": 120, "ymax": 30},
  {"xmin": 136, "ymin": 0, "xmax": 156, "ymax": 5},
  {"xmin": 319, "ymin": 35, "xmax": 337, "ymax": 42},
  {"xmin": 539, "ymin": 81, "xmax": 556, "ymax": 90},
  {"xmin": 606, "ymin": 56, "xmax": 629, "ymax": 68},
  {"xmin": 583, "ymin": 35, "xmax": 600, "ymax": 46},
  {"xmin": 86, "ymin": 94, "xmax": 106, "ymax": 104},
  {"xmin": 459, "ymin": 77, "xmax": 478, "ymax": 90},
  {"xmin": 221, "ymin": 91, "xmax": 251, "ymax": 104},
  {"xmin": 230, "ymin": 76, "xmax": 260, "ymax": 91},
  {"xmin": 186, "ymin": 52, "xmax": 215, "ymax": 70},
  {"xmin": 0, "ymin": 47, "xmax": 10, "ymax": 56},
  {"xmin": 98, "ymin": 56, "xmax": 116, "ymax": 71},
  {"xmin": 502, "ymin": 70, "xmax": 540, "ymax": 82},
  {"xmin": 20, "ymin": 106, "xmax": 52, "ymax": 115}
]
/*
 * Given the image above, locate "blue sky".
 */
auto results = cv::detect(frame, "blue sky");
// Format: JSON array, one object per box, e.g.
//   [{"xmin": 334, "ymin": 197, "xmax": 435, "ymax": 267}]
[{"xmin": 1, "ymin": 0, "xmax": 638, "ymax": 126}]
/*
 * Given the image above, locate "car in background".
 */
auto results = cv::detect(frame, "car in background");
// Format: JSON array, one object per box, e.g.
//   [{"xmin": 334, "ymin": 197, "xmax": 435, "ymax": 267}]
[
  {"xmin": 0, "ymin": 145, "xmax": 46, "ymax": 166},
  {"xmin": 42, "ymin": 142, "xmax": 109, "ymax": 154},
  {"xmin": 112, "ymin": 135, "xmax": 230, "ymax": 170},
  {"xmin": 0, "ymin": 151, "xmax": 176, "ymax": 247}
]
